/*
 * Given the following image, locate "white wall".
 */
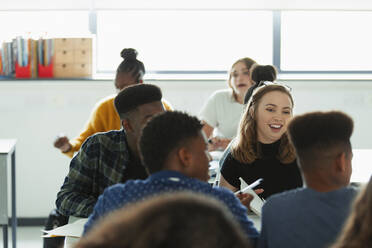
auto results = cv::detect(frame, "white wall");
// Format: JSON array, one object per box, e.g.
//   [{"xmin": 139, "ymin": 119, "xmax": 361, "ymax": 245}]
[{"xmin": 1, "ymin": 79, "xmax": 372, "ymax": 217}]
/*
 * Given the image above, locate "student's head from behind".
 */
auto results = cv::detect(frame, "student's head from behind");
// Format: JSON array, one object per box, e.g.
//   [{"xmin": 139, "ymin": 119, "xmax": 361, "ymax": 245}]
[
  {"xmin": 250, "ymin": 64, "xmax": 277, "ymax": 85},
  {"xmin": 76, "ymin": 193, "xmax": 251, "ymax": 248},
  {"xmin": 232, "ymin": 83, "xmax": 295, "ymax": 164},
  {"xmin": 331, "ymin": 176, "xmax": 372, "ymax": 248},
  {"xmin": 228, "ymin": 57, "xmax": 256, "ymax": 101},
  {"xmin": 287, "ymin": 111, "xmax": 353, "ymax": 187},
  {"xmin": 139, "ymin": 111, "xmax": 211, "ymax": 181},
  {"xmin": 114, "ymin": 84, "xmax": 164, "ymax": 152},
  {"xmin": 115, "ymin": 48, "xmax": 145, "ymax": 91},
  {"xmin": 244, "ymin": 64, "xmax": 278, "ymax": 104}
]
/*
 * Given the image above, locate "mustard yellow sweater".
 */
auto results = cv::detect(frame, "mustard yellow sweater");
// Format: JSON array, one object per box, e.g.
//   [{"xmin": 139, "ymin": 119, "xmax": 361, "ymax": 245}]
[{"xmin": 64, "ymin": 95, "xmax": 172, "ymax": 158}]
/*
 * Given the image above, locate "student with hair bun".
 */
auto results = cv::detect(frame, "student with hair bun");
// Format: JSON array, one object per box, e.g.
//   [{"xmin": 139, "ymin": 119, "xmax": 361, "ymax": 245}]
[
  {"xmin": 200, "ymin": 57, "xmax": 256, "ymax": 151},
  {"xmin": 244, "ymin": 64, "xmax": 278, "ymax": 105},
  {"xmin": 53, "ymin": 48, "xmax": 172, "ymax": 158}
]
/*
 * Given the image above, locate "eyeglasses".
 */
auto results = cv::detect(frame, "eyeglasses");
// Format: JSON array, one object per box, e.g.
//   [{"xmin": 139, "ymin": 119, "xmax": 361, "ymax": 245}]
[{"xmin": 257, "ymin": 81, "xmax": 292, "ymax": 92}]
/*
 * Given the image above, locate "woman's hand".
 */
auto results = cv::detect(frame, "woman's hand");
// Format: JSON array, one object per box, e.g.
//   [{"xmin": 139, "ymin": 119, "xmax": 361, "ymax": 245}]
[
  {"xmin": 236, "ymin": 189, "xmax": 264, "ymax": 210},
  {"xmin": 208, "ymin": 137, "xmax": 231, "ymax": 151},
  {"xmin": 54, "ymin": 134, "xmax": 72, "ymax": 153}
]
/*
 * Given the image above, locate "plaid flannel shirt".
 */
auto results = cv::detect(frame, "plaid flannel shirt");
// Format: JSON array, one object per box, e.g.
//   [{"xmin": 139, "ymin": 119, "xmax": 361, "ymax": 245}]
[{"xmin": 56, "ymin": 129, "xmax": 147, "ymax": 217}]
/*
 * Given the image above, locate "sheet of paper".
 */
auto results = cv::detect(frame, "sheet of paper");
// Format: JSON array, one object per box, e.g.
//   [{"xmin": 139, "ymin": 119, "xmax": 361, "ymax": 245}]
[
  {"xmin": 209, "ymin": 151, "xmax": 224, "ymax": 161},
  {"xmin": 42, "ymin": 218, "xmax": 88, "ymax": 238},
  {"xmin": 239, "ymin": 177, "xmax": 264, "ymax": 216}
]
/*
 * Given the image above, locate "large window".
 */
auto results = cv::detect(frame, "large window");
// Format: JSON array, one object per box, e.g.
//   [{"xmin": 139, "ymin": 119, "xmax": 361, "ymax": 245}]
[
  {"xmin": 97, "ymin": 10, "xmax": 273, "ymax": 73},
  {"xmin": 2, "ymin": 7, "xmax": 372, "ymax": 76},
  {"xmin": 280, "ymin": 11, "xmax": 372, "ymax": 71},
  {"xmin": 0, "ymin": 11, "xmax": 89, "ymax": 42}
]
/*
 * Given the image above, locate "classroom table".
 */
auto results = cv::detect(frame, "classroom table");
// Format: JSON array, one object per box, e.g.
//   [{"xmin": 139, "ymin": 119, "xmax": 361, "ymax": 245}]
[{"xmin": 0, "ymin": 139, "xmax": 17, "ymax": 248}]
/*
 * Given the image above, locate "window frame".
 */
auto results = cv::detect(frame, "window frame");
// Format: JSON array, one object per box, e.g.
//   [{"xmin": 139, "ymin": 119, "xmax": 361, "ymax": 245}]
[
  {"xmin": 94, "ymin": 9, "xmax": 274, "ymax": 75},
  {"xmin": 273, "ymin": 10, "xmax": 372, "ymax": 75},
  {"xmin": 2, "ymin": 8, "xmax": 372, "ymax": 77}
]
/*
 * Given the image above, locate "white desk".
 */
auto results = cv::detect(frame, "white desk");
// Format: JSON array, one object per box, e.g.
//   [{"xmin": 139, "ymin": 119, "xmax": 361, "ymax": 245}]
[
  {"xmin": 208, "ymin": 151, "xmax": 224, "ymax": 185},
  {"xmin": 0, "ymin": 139, "xmax": 17, "ymax": 248}
]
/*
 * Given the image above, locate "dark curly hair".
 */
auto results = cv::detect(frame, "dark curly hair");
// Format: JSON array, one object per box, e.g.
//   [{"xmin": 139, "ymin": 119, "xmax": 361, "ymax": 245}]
[
  {"xmin": 244, "ymin": 64, "xmax": 278, "ymax": 104},
  {"xmin": 114, "ymin": 84, "xmax": 162, "ymax": 119},
  {"xmin": 287, "ymin": 111, "xmax": 353, "ymax": 171},
  {"xmin": 117, "ymin": 48, "xmax": 145, "ymax": 83},
  {"xmin": 76, "ymin": 193, "xmax": 251, "ymax": 248},
  {"xmin": 139, "ymin": 111, "xmax": 203, "ymax": 174}
]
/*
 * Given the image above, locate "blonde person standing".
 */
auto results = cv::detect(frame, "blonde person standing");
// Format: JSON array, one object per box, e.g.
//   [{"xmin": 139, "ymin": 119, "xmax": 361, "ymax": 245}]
[{"xmin": 200, "ymin": 57, "xmax": 256, "ymax": 151}]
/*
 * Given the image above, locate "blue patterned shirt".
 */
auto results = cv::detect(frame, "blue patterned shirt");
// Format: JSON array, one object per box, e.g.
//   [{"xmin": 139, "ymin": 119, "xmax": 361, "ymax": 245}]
[{"xmin": 84, "ymin": 170, "xmax": 259, "ymax": 240}]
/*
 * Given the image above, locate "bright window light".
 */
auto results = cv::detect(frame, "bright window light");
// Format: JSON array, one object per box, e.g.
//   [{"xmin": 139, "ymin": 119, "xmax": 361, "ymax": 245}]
[
  {"xmin": 97, "ymin": 10, "xmax": 272, "ymax": 72},
  {"xmin": 281, "ymin": 11, "xmax": 372, "ymax": 71},
  {"xmin": 0, "ymin": 11, "xmax": 89, "ymax": 42}
]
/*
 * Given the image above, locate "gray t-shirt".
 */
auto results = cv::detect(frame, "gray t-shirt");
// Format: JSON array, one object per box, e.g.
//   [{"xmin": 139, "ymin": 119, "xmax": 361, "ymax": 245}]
[{"xmin": 258, "ymin": 186, "xmax": 358, "ymax": 248}]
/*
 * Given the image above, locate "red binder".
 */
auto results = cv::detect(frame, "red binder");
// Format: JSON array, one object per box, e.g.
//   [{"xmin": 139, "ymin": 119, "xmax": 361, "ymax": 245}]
[
  {"xmin": 38, "ymin": 62, "xmax": 54, "ymax": 78},
  {"xmin": 15, "ymin": 62, "xmax": 31, "ymax": 78}
]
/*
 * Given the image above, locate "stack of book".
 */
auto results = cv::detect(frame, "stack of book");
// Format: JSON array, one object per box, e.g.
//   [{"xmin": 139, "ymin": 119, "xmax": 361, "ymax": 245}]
[{"xmin": 0, "ymin": 37, "xmax": 91, "ymax": 78}]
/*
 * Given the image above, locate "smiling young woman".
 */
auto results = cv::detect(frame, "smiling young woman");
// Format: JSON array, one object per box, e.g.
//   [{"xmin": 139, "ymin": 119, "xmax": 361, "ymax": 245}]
[
  {"xmin": 219, "ymin": 83, "xmax": 303, "ymax": 199},
  {"xmin": 199, "ymin": 57, "xmax": 256, "ymax": 151}
]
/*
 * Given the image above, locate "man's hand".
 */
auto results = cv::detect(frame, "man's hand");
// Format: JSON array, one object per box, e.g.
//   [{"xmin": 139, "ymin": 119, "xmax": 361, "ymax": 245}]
[{"xmin": 54, "ymin": 134, "xmax": 72, "ymax": 153}]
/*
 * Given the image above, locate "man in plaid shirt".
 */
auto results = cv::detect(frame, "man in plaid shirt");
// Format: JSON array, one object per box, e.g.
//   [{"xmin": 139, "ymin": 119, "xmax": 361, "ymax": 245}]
[{"xmin": 56, "ymin": 84, "xmax": 165, "ymax": 218}]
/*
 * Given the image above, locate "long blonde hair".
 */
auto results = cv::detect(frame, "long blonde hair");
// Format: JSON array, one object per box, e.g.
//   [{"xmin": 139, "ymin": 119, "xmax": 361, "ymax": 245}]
[
  {"xmin": 231, "ymin": 84, "xmax": 296, "ymax": 164},
  {"xmin": 331, "ymin": 177, "xmax": 372, "ymax": 248},
  {"xmin": 227, "ymin": 57, "xmax": 256, "ymax": 102}
]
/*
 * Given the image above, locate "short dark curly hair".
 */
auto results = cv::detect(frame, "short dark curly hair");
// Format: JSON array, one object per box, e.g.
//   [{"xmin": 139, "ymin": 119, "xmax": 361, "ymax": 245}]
[
  {"xmin": 77, "ymin": 193, "xmax": 251, "ymax": 248},
  {"xmin": 139, "ymin": 111, "xmax": 203, "ymax": 174},
  {"xmin": 287, "ymin": 111, "xmax": 354, "ymax": 171},
  {"xmin": 114, "ymin": 84, "xmax": 162, "ymax": 120}
]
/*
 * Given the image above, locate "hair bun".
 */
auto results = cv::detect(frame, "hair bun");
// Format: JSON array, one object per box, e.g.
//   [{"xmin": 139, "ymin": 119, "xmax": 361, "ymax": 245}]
[{"xmin": 120, "ymin": 48, "xmax": 138, "ymax": 60}]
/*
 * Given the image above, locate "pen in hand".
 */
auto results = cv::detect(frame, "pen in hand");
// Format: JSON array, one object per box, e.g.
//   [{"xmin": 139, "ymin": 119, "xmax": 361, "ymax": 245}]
[{"xmin": 235, "ymin": 178, "xmax": 263, "ymax": 195}]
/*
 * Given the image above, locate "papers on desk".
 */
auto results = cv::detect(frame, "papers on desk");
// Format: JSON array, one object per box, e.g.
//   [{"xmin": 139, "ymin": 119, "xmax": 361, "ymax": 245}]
[
  {"xmin": 209, "ymin": 151, "xmax": 224, "ymax": 161},
  {"xmin": 208, "ymin": 160, "xmax": 219, "ymax": 184},
  {"xmin": 239, "ymin": 178, "xmax": 264, "ymax": 216},
  {"xmin": 209, "ymin": 160, "xmax": 219, "ymax": 171},
  {"xmin": 42, "ymin": 218, "xmax": 87, "ymax": 238}
]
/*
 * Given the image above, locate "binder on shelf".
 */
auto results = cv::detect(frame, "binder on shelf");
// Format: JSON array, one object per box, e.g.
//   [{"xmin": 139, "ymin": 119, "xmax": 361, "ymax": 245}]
[
  {"xmin": 2, "ymin": 36, "xmax": 92, "ymax": 79},
  {"xmin": 38, "ymin": 61, "xmax": 54, "ymax": 78},
  {"xmin": 15, "ymin": 62, "xmax": 31, "ymax": 78},
  {"xmin": 38, "ymin": 63, "xmax": 53, "ymax": 78}
]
